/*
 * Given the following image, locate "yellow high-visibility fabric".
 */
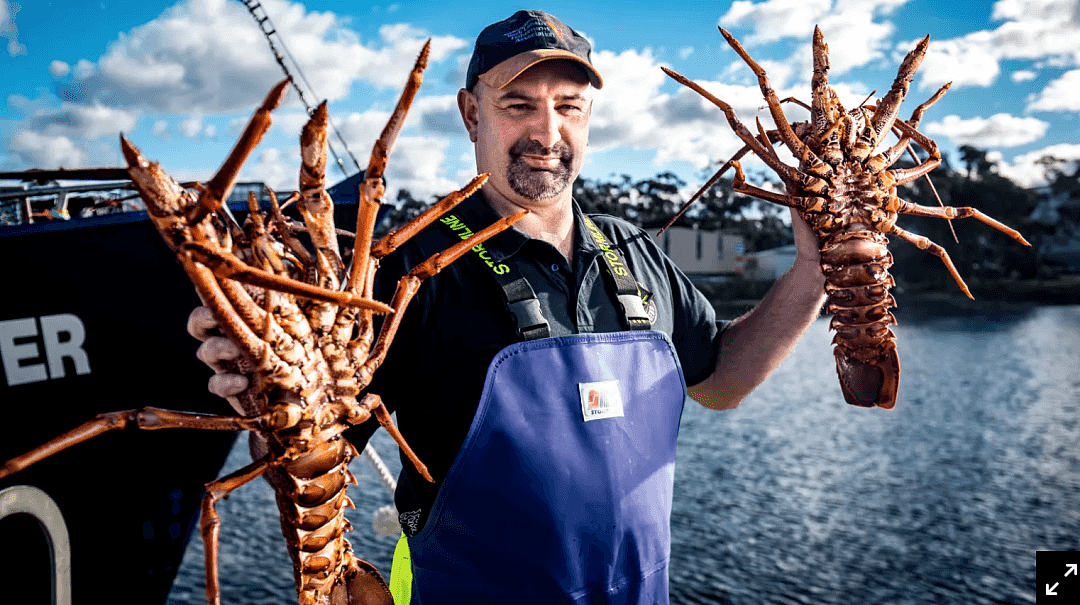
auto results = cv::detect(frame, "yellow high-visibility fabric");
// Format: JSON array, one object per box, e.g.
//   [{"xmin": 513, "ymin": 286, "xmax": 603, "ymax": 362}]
[{"xmin": 389, "ymin": 533, "xmax": 412, "ymax": 604}]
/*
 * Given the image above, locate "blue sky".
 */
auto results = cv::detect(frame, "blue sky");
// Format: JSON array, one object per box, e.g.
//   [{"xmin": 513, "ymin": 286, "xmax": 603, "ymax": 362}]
[{"xmin": 2, "ymin": 0, "xmax": 1079, "ymax": 204}]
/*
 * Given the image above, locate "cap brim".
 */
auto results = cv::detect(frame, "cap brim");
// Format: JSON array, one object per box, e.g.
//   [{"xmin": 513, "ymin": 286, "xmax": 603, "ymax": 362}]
[{"xmin": 478, "ymin": 49, "xmax": 604, "ymax": 90}]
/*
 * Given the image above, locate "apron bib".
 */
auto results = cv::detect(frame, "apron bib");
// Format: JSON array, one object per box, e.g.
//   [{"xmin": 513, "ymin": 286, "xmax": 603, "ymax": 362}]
[{"xmin": 406, "ymin": 330, "xmax": 686, "ymax": 604}]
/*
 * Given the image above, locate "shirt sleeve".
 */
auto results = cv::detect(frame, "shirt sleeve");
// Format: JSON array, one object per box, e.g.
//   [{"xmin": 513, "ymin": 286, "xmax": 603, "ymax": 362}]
[
  {"xmin": 617, "ymin": 221, "xmax": 729, "ymax": 387},
  {"xmin": 664, "ymin": 252, "xmax": 729, "ymax": 387}
]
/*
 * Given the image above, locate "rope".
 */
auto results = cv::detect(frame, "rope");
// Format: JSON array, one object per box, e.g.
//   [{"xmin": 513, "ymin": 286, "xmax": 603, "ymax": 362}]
[
  {"xmin": 363, "ymin": 442, "xmax": 398, "ymax": 493},
  {"xmin": 362, "ymin": 443, "xmax": 402, "ymax": 538},
  {"xmin": 240, "ymin": 0, "xmax": 362, "ymax": 176}
]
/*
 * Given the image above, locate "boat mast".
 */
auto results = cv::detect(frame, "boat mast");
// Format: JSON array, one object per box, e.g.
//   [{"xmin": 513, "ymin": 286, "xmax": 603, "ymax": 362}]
[{"xmin": 240, "ymin": 0, "xmax": 362, "ymax": 178}]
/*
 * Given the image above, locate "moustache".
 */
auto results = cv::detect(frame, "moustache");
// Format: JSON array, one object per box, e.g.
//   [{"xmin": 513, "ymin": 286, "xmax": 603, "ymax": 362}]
[{"xmin": 509, "ymin": 140, "xmax": 573, "ymax": 163}]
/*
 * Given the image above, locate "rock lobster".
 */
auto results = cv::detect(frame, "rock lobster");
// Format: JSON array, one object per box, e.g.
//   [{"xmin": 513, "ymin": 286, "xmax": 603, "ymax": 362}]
[
  {"xmin": 661, "ymin": 26, "xmax": 1030, "ymax": 409},
  {"xmin": 0, "ymin": 42, "xmax": 524, "ymax": 604}
]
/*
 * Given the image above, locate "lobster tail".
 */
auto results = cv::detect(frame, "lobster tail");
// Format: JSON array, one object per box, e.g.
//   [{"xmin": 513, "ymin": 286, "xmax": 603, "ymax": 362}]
[
  {"xmin": 833, "ymin": 340, "xmax": 900, "ymax": 409},
  {"xmin": 258, "ymin": 435, "xmax": 395, "ymax": 605},
  {"xmin": 822, "ymin": 231, "xmax": 901, "ymax": 408}
]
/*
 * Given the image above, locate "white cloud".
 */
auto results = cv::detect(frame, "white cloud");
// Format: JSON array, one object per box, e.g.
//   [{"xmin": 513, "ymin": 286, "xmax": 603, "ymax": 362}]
[
  {"xmin": 414, "ymin": 94, "xmax": 464, "ymax": 135},
  {"xmin": 4, "ymin": 95, "xmax": 137, "ymax": 168},
  {"xmin": 241, "ymin": 146, "xmax": 297, "ymax": 192},
  {"xmin": 49, "ymin": 60, "xmax": 70, "ymax": 78},
  {"xmin": 26, "ymin": 103, "xmax": 138, "ymax": 140},
  {"xmin": 556, "ymin": 43, "xmax": 818, "ymax": 176},
  {"xmin": 72, "ymin": 59, "xmax": 95, "ymax": 80},
  {"xmin": 718, "ymin": 0, "xmax": 909, "ymax": 74},
  {"xmin": 910, "ymin": 35, "xmax": 1001, "ymax": 89},
  {"xmin": 7, "ymin": 130, "xmax": 86, "ymax": 168},
  {"xmin": 1, "ymin": 0, "xmax": 26, "ymax": 56},
  {"xmin": 179, "ymin": 115, "xmax": 204, "ymax": 139},
  {"xmin": 915, "ymin": 0, "xmax": 1080, "ymax": 90},
  {"xmin": 1010, "ymin": 69, "xmax": 1037, "ymax": 83},
  {"xmin": 335, "ymin": 108, "xmax": 395, "ymax": 158},
  {"xmin": 924, "ymin": 113, "xmax": 1050, "ymax": 147},
  {"xmin": 56, "ymin": 0, "xmax": 468, "ymax": 114},
  {"xmin": 678, "ymin": 46, "xmax": 694, "ymax": 60},
  {"xmin": 6, "ymin": 0, "xmax": 471, "ymax": 177},
  {"xmin": 719, "ymin": 0, "xmax": 834, "ymax": 45},
  {"xmin": 270, "ymin": 110, "xmax": 313, "ymax": 143},
  {"xmin": 246, "ymin": 101, "xmax": 463, "ymax": 201},
  {"xmin": 384, "ymin": 135, "xmax": 462, "ymax": 200},
  {"xmin": 1027, "ymin": 69, "xmax": 1080, "ymax": 112},
  {"xmin": 995, "ymin": 143, "xmax": 1080, "ymax": 187},
  {"xmin": 589, "ymin": 48, "xmax": 669, "ymax": 151}
]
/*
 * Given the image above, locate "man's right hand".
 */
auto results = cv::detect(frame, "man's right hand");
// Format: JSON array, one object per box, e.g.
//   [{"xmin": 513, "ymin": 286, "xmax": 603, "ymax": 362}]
[{"xmin": 187, "ymin": 306, "xmax": 249, "ymax": 415}]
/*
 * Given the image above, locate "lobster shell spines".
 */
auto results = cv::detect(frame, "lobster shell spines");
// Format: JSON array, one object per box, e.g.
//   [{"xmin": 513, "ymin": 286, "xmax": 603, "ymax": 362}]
[{"xmin": 662, "ymin": 25, "xmax": 1029, "ymax": 409}]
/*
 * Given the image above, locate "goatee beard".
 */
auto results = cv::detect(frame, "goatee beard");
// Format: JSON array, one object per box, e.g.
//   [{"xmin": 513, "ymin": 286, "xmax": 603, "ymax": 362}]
[{"xmin": 506, "ymin": 139, "xmax": 574, "ymax": 201}]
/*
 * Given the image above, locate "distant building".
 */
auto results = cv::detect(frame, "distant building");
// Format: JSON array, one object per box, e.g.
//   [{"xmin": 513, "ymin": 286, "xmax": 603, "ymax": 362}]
[
  {"xmin": 651, "ymin": 226, "xmax": 746, "ymax": 275},
  {"xmin": 741, "ymin": 244, "xmax": 798, "ymax": 281}
]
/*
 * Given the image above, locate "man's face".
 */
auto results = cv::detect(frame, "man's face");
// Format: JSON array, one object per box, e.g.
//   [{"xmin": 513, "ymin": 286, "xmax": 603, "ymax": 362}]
[{"xmin": 461, "ymin": 60, "xmax": 592, "ymax": 207}]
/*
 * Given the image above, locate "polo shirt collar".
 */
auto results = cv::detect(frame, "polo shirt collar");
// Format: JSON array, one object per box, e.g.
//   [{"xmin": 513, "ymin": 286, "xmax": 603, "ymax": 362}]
[{"xmin": 572, "ymin": 200, "xmax": 604, "ymax": 256}]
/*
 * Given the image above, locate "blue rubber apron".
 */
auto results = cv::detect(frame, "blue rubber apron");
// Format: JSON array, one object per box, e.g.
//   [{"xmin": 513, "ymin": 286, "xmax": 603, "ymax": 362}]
[
  {"xmin": 405, "ymin": 329, "xmax": 686, "ymax": 604},
  {"xmin": 393, "ymin": 212, "xmax": 686, "ymax": 603}
]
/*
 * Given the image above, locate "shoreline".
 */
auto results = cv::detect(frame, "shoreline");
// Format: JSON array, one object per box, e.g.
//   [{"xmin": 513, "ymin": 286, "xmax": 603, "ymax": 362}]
[{"xmin": 695, "ymin": 275, "xmax": 1080, "ymax": 318}]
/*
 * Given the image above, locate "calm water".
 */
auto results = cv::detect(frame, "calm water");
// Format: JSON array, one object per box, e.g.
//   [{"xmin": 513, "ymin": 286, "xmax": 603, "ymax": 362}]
[{"xmin": 167, "ymin": 304, "xmax": 1080, "ymax": 605}]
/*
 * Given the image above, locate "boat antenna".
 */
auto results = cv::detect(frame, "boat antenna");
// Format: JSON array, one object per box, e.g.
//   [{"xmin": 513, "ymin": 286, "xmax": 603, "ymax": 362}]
[{"xmin": 241, "ymin": 0, "xmax": 362, "ymax": 177}]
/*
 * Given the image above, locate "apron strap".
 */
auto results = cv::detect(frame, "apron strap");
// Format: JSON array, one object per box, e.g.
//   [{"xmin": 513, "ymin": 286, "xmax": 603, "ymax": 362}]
[
  {"xmin": 439, "ymin": 213, "xmax": 551, "ymax": 340},
  {"xmin": 582, "ymin": 216, "xmax": 652, "ymax": 330}
]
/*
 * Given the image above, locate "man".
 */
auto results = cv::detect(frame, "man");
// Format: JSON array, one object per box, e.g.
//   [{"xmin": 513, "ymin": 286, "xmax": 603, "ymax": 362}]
[{"xmin": 193, "ymin": 10, "xmax": 826, "ymax": 604}]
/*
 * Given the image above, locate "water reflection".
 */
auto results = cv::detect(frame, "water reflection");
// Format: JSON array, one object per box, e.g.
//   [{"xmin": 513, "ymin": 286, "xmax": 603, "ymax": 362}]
[{"xmin": 671, "ymin": 305, "xmax": 1080, "ymax": 604}]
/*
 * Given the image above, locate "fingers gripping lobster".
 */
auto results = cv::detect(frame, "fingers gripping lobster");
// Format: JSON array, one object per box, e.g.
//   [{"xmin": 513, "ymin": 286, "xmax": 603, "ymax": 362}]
[
  {"xmin": 0, "ymin": 42, "xmax": 524, "ymax": 604},
  {"xmin": 662, "ymin": 27, "xmax": 1030, "ymax": 409}
]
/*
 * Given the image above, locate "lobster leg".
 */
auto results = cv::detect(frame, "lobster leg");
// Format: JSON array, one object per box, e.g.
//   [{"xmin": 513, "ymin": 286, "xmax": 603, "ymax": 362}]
[
  {"xmin": 895, "ymin": 199, "xmax": 1031, "ymax": 246},
  {"xmin": 183, "ymin": 242, "xmax": 393, "ymax": 313},
  {"xmin": 297, "ymin": 101, "xmax": 344, "ymax": 292},
  {"xmin": 267, "ymin": 190, "xmax": 316, "ymax": 268},
  {"xmin": 200, "ymin": 458, "xmax": 272, "ymax": 605},
  {"xmin": 661, "ymin": 66, "xmax": 828, "ymax": 194},
  {"xmin": 886, "ymin": 223, "xmax": 974, "ymax": 299},
  {"xmin": 356, "ymin": 210, "xmax": 528, "ymax": 387},
  {"xmin": 810, "ymin": 26, "xmax": 833, "ymax": 135},
  {"xmin": 349, "ymin": 392, "xmax": 432, "ymax": 482},
  {"xmin": 371, "ymin": 173, "xmax": 490, "ymax": 259},
  {"xmin": 121, "ymin": 135, "xmax": 393, "ymax": 315},
  {"xmin": 728, "ymin": 161, "xmax": 833, "ymax": 214},
  {"xmin": 345, "ymin": 40, "xmax": 432, "ymax": 293},
  {"xmin": 719, "ymin": 26, "xmax": 832, "ymax": 177},
  {"xmin": 810, "ymin": 27, "xmax": 846, "ymax": 167},
  {"xmin": 190, "ymin": 79, "xmax": 290, "ymax": 225},
  {"xmin": 0, "ymin": 408, "xmax": 273, "ymax": 479},
  {"xmin": 869, "ymin": 36, "xmax": 930, "ymax": 152},
  {"xmin": 880, "ymin": 116, "xmax": 942, "ymax": 186},
  {"xmin": 656, "ymin": 130, "xmax": 782, "ymax": 235},
  {"xmin": 867, "ymin": 83, "xmax": 951, "ymax": 173}
]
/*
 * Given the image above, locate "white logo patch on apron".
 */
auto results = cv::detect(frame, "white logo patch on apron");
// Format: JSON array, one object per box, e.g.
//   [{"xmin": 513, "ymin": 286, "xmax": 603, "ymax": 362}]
[{"xmin": 578, "ymin": 379, "xmax": 625, "ymax": 422}]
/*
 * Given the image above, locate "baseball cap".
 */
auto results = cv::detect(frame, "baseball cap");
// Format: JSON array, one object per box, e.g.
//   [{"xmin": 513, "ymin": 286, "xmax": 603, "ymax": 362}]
[{"xmin": 465, "ymin": 10, "xmax": 604, "ymax": 91}]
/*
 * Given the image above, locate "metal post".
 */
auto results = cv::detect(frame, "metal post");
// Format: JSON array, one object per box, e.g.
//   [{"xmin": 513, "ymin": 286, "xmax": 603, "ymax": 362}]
[{"xmin": 0, "ymin": 485, "xmax": 72, "ymax": 605}]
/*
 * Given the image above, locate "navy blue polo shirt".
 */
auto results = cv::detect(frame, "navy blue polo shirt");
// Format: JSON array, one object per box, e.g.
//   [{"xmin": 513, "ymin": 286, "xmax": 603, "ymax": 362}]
[{"xmin": 345, "ymin": 190, "xmax": 727, "ymax": 534}]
